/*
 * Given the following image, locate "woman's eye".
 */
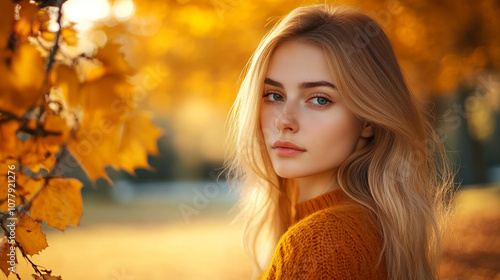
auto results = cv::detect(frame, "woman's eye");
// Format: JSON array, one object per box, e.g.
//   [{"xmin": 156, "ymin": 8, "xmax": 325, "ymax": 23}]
[
  {"xmin": 263, "ymin": 92, "xmax": 284, "ymax": 102},
  {"xmin": 311, "ymin": 96, "xmax": 331, "ymax": 106}
]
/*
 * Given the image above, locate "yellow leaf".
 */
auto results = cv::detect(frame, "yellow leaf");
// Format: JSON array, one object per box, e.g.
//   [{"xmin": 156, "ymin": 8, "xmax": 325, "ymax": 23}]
[
  {"xmin": 0, "ymin": 120, "xmax": 21, "ymax": 162},
  {"xmin": 43, "ymin": 112, "xmax": 72, "ymax": 148},
  {"xmin": 41, "ymin": 31, "xmax": 57, "ymax": 42},
  {"xmin": 0, "ymin": 170, "xmax": 42, "ymax": 212},
  {"xmin": 18, "ymin": 1, "xmax": 39, "ymax": 23},
  {"xmin": 11, "ymin": 114, "xmax": 68, "ymax": 173},
  {"xmin": 18, "ymin": 137, "xmax": 58, "ymax": 173},
  {"xmin": 8, "ymin": 43, "xmax": 44, "ymax": 103},
  {"xmin": 14, "ymin": 0, "xmax": 39, "ymax": 39},
  {"xmin": 114, "ymin": 111, "xmax": 163, "ymax": 174},
  {"xmin": 81, "ymin": 59, "xmax": 107, "ymax": 82},
  {"xmin": 67, "ymin": 74, "xmax": 162, "ymax": 183},
  {"xmin": 50, "ymin": 64, "xmax": 81, "ymax": 110},
  {"xmin": 17, "ymin": 171, "xmax": 44, "ymax": 201},
  {"xmin": 30, "ymin": 178, "xmax": 83, "ymax": 230},
  {"xmin": 67, "ymin": 111, "xmax": 121, "ymax": 184},
  {"xmin": 96, "ymin": 43, "xmax": 134, "ymax": 75},
  {"xmin": 32, "ymin": 10, "xmax": 50, "ymax": 34},
  {"xmin": 81, "ymin": 74, "xmax": 135, "ymax": 115},
  {"xmin": 14, "ymin": 18, "xmax": 31, "ymax": 38},
  {"xmin": 0, "ymin": 44, "xmax": 44, "ymax": 117},
  {"xmin": 0, "ymin": 1, "xmax": 14, "ymax": 50},
  {"xmin": 16, "ymin": 111, "xmax": 71, "ymax": 173},
  {"xmin": 61, "ymin": 27, "xmax": 78, "ymax": 46},
  {"xmin": 0, "ymin": 237, "xmax": 16, "ymax": 277},
  {"xmin": 15, "ymin": 213, "xmax": 48, "ymax": 256},
  {"xmin": 32, "ymin": 272, "xmax": 63, "ymax": 280}
]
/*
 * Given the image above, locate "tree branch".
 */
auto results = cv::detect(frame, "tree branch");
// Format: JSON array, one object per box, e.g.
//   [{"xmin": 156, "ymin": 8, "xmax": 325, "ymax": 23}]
[{"xmin": 45, "ymin": 3, "xmax": 64, "ymax": 74}]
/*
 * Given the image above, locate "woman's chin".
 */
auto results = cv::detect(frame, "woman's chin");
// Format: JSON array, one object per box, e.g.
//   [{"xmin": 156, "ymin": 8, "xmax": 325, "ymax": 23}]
[{"xmin": 273, "ymin": 168, "xmax": 308, "ymax": 179}]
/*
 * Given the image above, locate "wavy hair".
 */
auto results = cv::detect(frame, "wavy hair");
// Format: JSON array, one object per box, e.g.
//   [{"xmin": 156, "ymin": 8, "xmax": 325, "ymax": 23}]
[{"xmin": 225, "ymin": 4, "xmax": 455, "ymax": 280}]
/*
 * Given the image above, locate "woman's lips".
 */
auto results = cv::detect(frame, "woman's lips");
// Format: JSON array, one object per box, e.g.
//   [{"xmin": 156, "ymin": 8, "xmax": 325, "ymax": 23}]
[
  {"xmin": 273, "ymin": 147, "xmax": 305, "ymax": 156},
  {"xmin": 272, "ymin": 140, "xmax": 306, "ymax": 157}
]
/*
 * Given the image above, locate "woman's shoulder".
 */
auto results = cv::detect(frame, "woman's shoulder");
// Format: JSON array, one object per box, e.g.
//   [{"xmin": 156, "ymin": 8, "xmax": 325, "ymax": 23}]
[
  {"xmin": 279, "ymin": 199, "xmax": 384, "ymax": 266},
  {"xmin": 290, "ymin": 198, "xmax": 380, "ymax": 239},
  {"xmin": 260, "ymin": 199, "xmax": 387, "ymax": 279}
]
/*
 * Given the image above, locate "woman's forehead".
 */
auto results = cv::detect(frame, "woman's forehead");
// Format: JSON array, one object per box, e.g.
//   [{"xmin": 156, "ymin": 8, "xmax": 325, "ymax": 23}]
[{"xmin": 266, "ymin": 40, "xmax": 336, "ymax": 86}]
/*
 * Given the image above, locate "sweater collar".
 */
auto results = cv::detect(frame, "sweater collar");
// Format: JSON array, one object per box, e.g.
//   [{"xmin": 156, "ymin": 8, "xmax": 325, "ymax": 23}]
[{"xmin": 294, "ymin": 188, "xmax": 348, "ymax": 223}]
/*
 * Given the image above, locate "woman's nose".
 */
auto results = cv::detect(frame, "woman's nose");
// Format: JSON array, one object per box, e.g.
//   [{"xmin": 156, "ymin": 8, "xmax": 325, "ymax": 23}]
[{"xmin": 275, "ymin": 102, "xmax": 299, "ymax": 133}]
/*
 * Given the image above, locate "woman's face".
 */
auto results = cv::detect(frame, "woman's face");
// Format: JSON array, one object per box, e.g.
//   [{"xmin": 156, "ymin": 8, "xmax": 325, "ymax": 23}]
[{"xmin": 260, "ymin": 40, "xmax": 372, "ymax": 180}]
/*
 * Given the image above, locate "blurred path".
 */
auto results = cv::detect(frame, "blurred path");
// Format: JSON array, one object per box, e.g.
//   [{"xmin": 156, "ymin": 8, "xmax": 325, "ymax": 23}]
[
  {"xmin": 19, "ymin": 218, "xmax": 252, "ymax": 280},
  {"xmin": 5, "ymin": 183, "xmax": 500, "ymax": 280},
  {"xmin": 9, "ymin": 181, "xmax": 252, "ymax": 280}
]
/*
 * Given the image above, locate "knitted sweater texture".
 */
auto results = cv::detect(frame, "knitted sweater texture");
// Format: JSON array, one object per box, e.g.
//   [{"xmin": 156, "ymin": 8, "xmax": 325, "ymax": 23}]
[{"xmin": 258, "ymin": 188, "xmax": 387, "ymax": 280}]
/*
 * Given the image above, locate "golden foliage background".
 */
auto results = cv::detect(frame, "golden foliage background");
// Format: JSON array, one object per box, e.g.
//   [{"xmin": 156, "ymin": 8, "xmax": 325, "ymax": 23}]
[{"xmin": 112, "ymin": 0, "xmax": 500, "ymax": 178}]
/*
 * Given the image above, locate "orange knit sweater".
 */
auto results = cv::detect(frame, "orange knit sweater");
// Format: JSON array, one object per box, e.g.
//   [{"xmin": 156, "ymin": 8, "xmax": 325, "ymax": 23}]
[{"xmin": 257, "ymin": 188, "xmax": 387, "ymax": 280}]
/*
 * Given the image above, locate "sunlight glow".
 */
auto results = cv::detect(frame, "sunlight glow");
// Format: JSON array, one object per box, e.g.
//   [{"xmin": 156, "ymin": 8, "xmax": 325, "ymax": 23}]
[
  {"xmin": 113, "ymin": 0, "xmax": 135, "ymax": 21},
  {"xmin": 63, "ymin": 0, "xmax": 111, "ymax": 23}
]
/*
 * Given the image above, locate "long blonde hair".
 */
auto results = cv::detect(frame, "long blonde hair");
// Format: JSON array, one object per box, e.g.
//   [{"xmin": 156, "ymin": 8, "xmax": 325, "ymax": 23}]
[{"xmin": 225, "ymin": 4, "xmax": 455, "ymax": 280}]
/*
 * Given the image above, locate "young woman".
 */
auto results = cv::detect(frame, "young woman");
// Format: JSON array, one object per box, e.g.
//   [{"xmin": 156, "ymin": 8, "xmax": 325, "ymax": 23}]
[{"xmin": 226, "ymin": 4, "xmax": 454, "ymax": 280}]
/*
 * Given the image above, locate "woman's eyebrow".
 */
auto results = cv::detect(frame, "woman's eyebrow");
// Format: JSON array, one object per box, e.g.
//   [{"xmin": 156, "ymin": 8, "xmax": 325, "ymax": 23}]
[
  {"xmin": 264, "ymin": 78, "xmax": 284, "ymax": 88},
  {"xmin": 264, "ymin": 78, "xmax": 336, "ymax": 90},
  {"xmin": 298, "ymin": 81, "xmax": 336, "ymax": 89}
]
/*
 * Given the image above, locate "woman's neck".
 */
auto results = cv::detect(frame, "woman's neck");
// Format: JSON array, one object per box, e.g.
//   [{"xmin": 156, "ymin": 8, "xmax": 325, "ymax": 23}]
[{"xmin": 296, "ymin": 169, "xmax": 340, "ymax": 203}]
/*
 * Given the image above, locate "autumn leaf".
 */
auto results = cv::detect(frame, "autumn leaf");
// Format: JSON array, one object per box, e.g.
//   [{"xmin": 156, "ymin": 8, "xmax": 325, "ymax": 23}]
[
  {"xmin": 0, "ymin": 170, "xmax": 43, "ymax": 212},
  {"xmin": 15, "ymin": 0, "xmax": 40, "ymax": 39},
  {"xmin": 18, "ymin": 137, "xmax": 58, "ymax": 174},
  {"xmin": 80, "ymin": 74, "xmax": 135, "ymax": 114},
  {"xmin": 43, "ymin": 111, "xmax": 72, "ymax": 148},
  {"xmin": 15, "ymin": 213, "xmax": 49, "ymax": 256},
  {"xmin": 3, "ymin": 43, "xmax": 45, "ymax": 117},
  {"xmin": 0, "ymin": 1, "xmax": 14, "ymax": 50},
  {"xmin": 67, "ymin": 109, "xmax": 162, "ymax": 183},
  {"xmin": 61, "ymin": 26, "xmax": 78, "ymax": 46},
  {"xmin": 50, "ymin": 64, "xmax": 81, "ymax": 110},
  {"xmin": 114, "ymin": 111, "xmax": 163, "ymax": 174},
  {"xmin": 16, "ymin": 172, "xmax": 44, "ymax": 201},
  {"xmin": 9, "ymin": 43, "xmax": 45, "ymax": 93},
  {"xmin": 13, "ymin": 111, "xmax": 72, "ymax": 173},
  {"xmin": 32, "ymin": 10, "xmax": 51, "ymax": 35},
  {"xmin": 0, "ymin": 237, "xmax": 16, "ymax": 277},
  {"xmin": 0, "ymin": 120, "xmax": 21, "ymax": 162},
  {"xmin": 95, "ymin": 43, "xmax": 135, "ymax": 76},
  {"xmin": 14, "ymin": 17, "xmax": 32, "ymax": 39},
  {"xmin": 67, "ymin": 110, "xmax": 121, "ymax": 184},
  {"xmin": 30, "ymin": 178, "xmax": 83, "ymax": 230},
  {"xmin": 41, "ymin": 31, "xmax": 57, "ymax": 42},
  {"xmin": 66, "ymin": 74, "xmax": 137, "ymax": 184},
  {"xmin": 32, "ymin": 272, "xmax": 63, "ymax": 280}
]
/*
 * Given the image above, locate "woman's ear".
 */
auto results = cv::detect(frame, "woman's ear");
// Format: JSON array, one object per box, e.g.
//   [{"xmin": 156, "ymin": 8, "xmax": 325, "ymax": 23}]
[{"xmin": 361, "ymin": 122, "xmax": 374, "ymax": 138}]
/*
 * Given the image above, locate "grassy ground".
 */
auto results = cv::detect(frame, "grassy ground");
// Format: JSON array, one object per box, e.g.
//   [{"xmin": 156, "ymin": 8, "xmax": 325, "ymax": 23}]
[{"xmin": 3, "ymin": 184, "xmax": 500, "ymax": 280}]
